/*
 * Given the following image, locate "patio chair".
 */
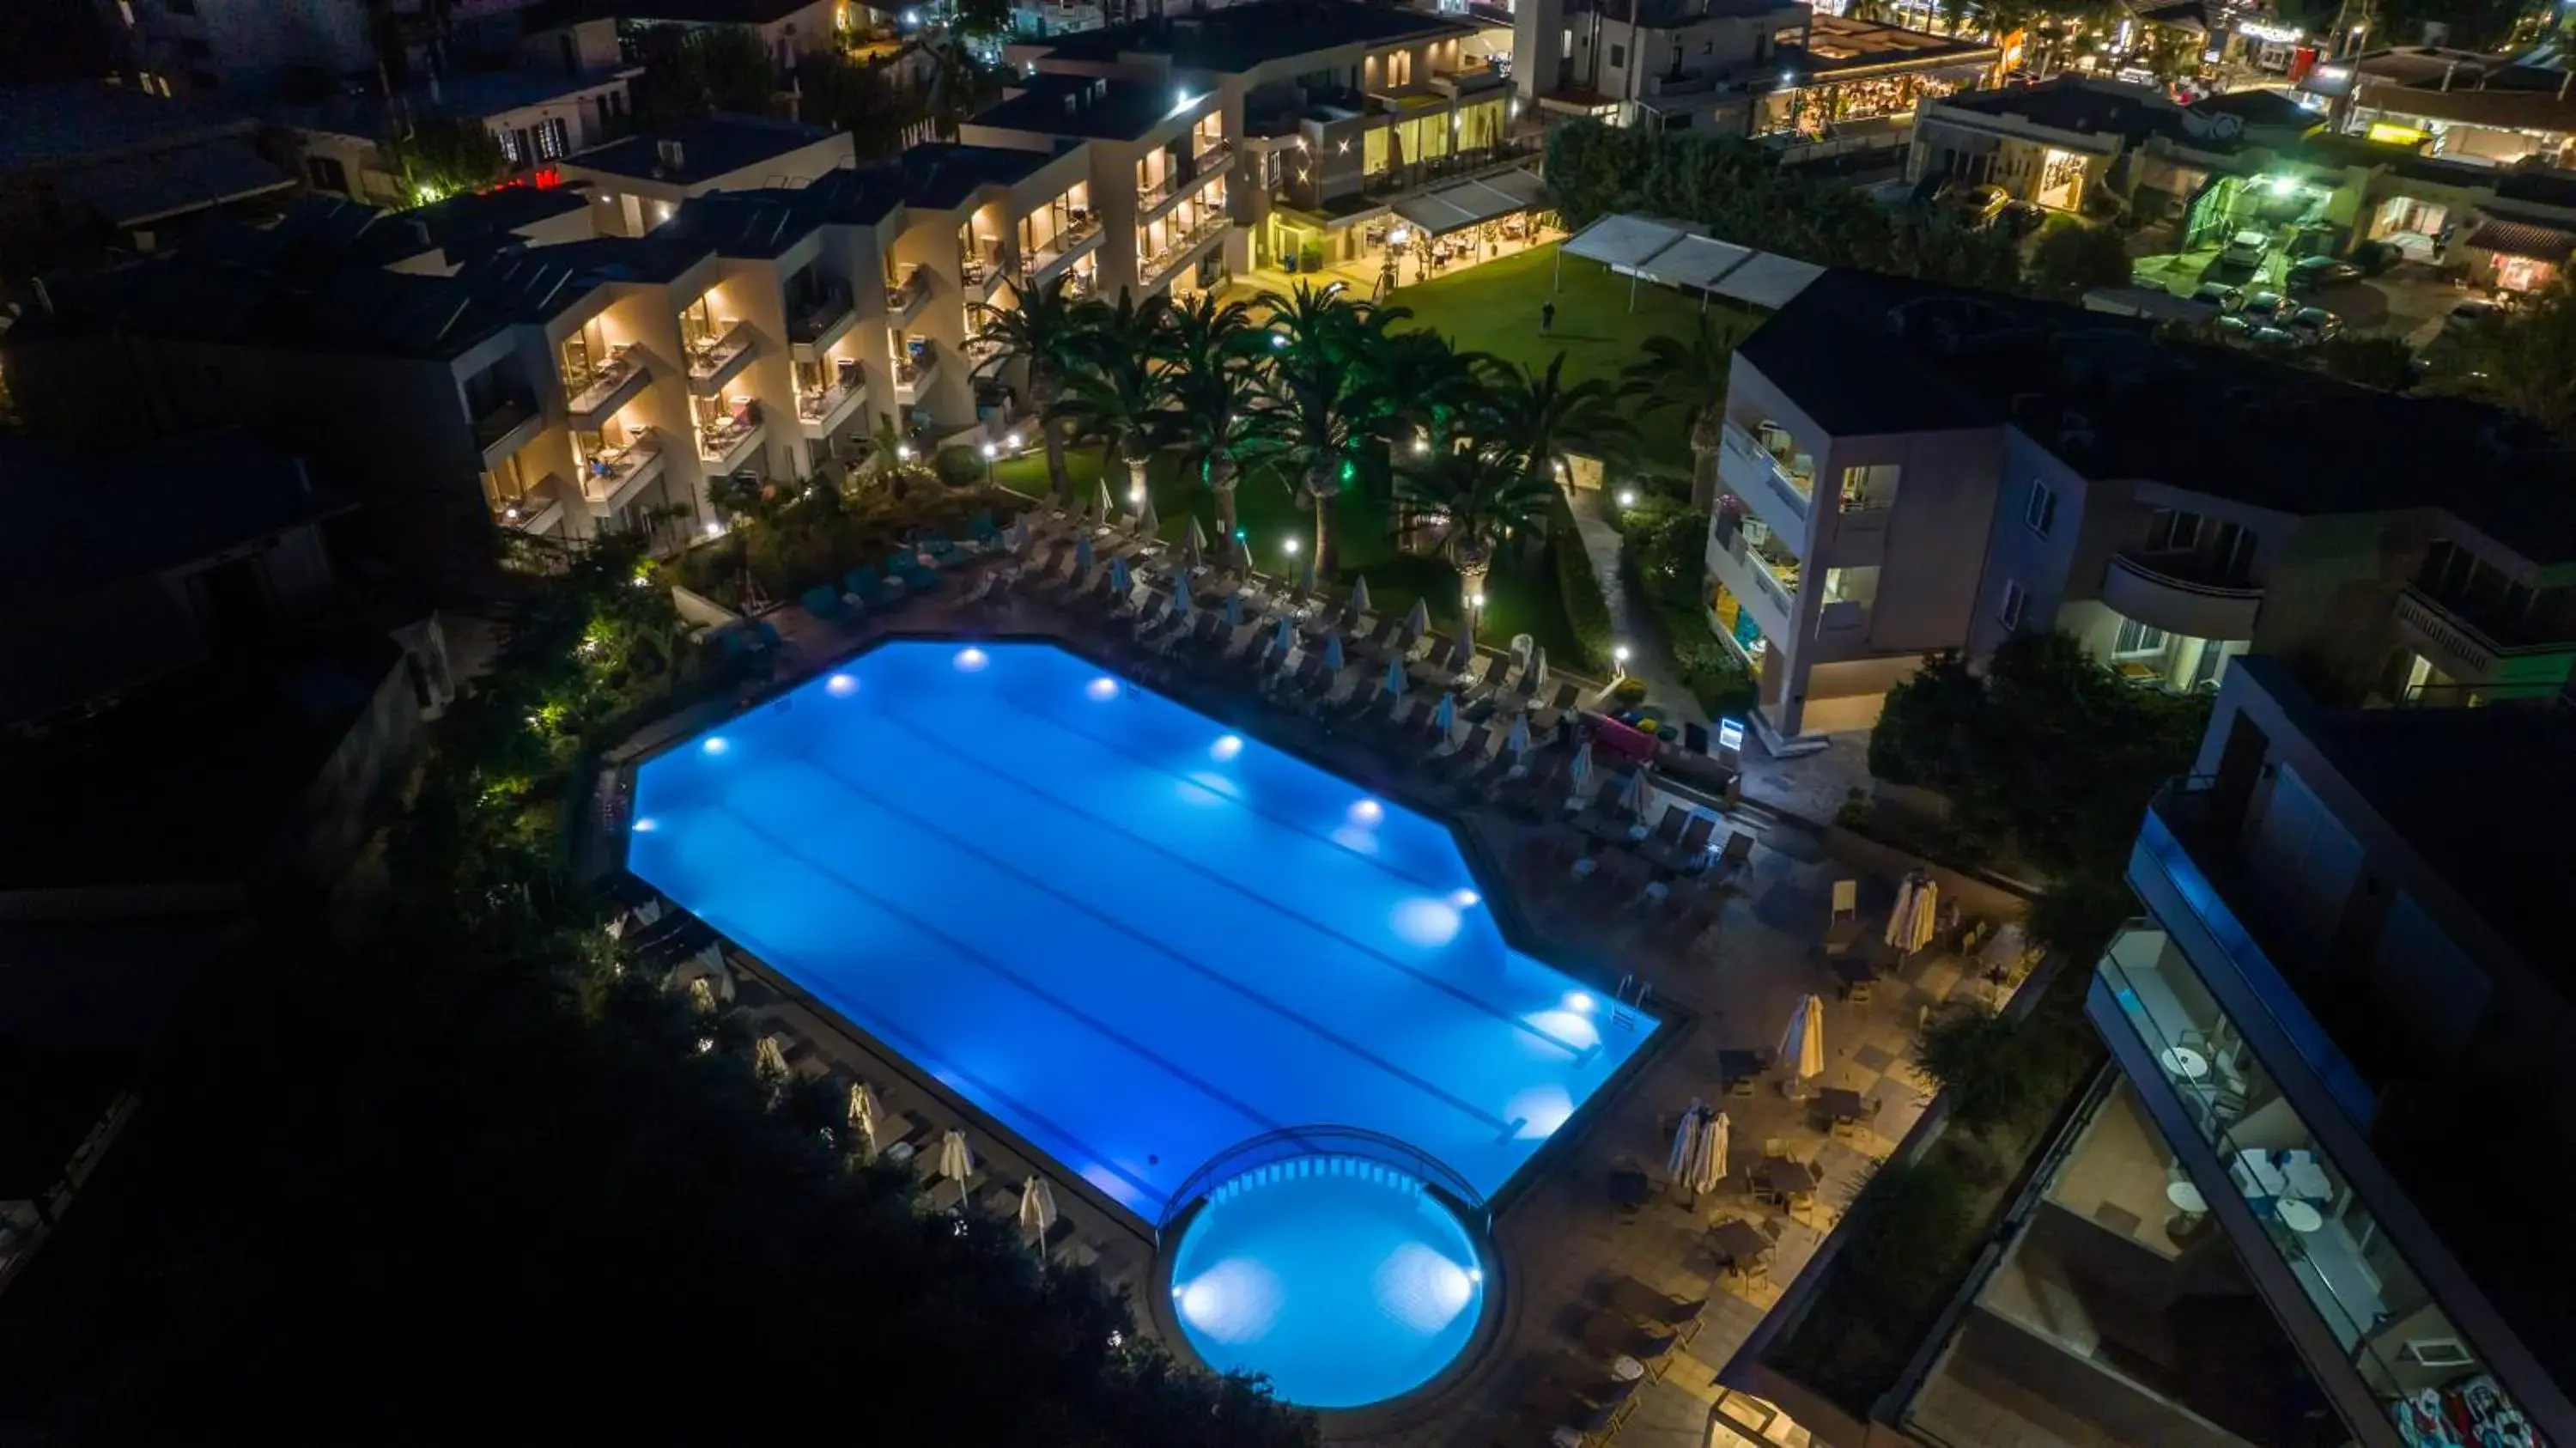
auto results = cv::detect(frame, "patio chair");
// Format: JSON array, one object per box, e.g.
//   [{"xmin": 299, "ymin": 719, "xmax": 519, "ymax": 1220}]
[
  {"xmin": 1635, "ymin": 806, "xmax": 1687, "ymax": 857},
  {"xmin": 1656, "ymin": 812, "xmax": 1717, "ymax": 871},
  {"xmin": 799, "ymin": 584, "xmax": 854, "ymax": 623},
  {"xmin": 1824, "ymin": 876, "xmax": 1862, "ymax": 957},
  {"xmin": 1706, "ymin": 830, "xmax": 1758, "ymax": 884},
  {"xmin": 1532, "ymin": 679, "xmax": 1583, "ymax": 728}
]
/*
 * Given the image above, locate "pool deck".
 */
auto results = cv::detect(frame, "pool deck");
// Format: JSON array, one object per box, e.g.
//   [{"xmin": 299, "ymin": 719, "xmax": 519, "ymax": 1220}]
[{"xmin": 599, "ymin": 520, "xmax": 2032, "ymax": 1448}]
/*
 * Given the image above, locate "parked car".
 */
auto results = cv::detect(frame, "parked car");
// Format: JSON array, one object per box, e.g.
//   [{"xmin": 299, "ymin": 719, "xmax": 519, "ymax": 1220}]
[
  {"xmin": 2190, "ymin": 282, "xmax": 2246, "ymax": 311},
  {"xmin": 2219, "ymin": 228, "xmax": 2272, "ymax": 268},
  {"xmin": 1996, "ymin": 199, "xmax": 2047, "ymax": 236},
  {"xmin": 2241, "ymin": 290, "xmax": 2288, "ymax": 322},
  {"xmin": 2248, "ymin": 325, "xmax": 2301, "ymax": 350},
  {"xmin": 2215, "ymin": 313, "xmax": 2254, "ymax": 337},
  {"xmin": 2287, "ymin": 256, "xmax": 2362, "ymax": 292},
  {"xmin": 2285, "ymin": 306, "xmax": 2342, "ymax": 342},
  {"xmin": 1952, "ymin": 184, "xmax": 2009, "ymax": 227},
  {"xmin": 2446, "ymin": 299, "xmax": 2501, "ymax": 331}
]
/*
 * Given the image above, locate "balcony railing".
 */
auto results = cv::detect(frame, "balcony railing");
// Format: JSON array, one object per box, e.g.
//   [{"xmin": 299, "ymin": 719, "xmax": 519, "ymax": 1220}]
[
  {"xmin": 696, "ymin": 403, "xmax": 764, "ymax": 468},
  {"xmin": 471, "ymin": 389, "xmax": 542, "ymax": 461},
  {"xmin": 1138, "ymin": 210, "xmax": 1230, "ymax": 289},
  {"xmin": 799, "ymin": 376, "xmax": 866, "ymax": 437},
  {"xmin": 1016, "ymin": 215, "xmax": 1103, "ymax": 288},
  {"xmin": 684, "ymin": 319, "xmax": 756, "ymax": 392},
  {"xmin": 577, "ymin": 429, "xmax": 665, "ymax": 508},
  {"xmin": 1718, "ymin": 422, "xmax": 1813, "ymax": 519},
  {"xmin": 2103, "ymin": 552, "xmax": 2263, "ymax": 642},
  {"xmin": 565, "ymin": 347, "xmax": 647, "ymax": 423},
  {"xmin": 1193, "ymin": 136, "xmax": 1234, "ymax": 167},
  {"xmin": 787, "ymin": 283, "xmax": 854, "ymax": 348},
  {"xmin": 2393, "ymin": 581, "xmax": 2576, "ymax": 678},
  {"xmin": 894, "ymin": 344, "xmax": 939, "ymax": 400},
  {"xmin": 884, "ymin": 268, "xmax": 929, "ymax": 321}
]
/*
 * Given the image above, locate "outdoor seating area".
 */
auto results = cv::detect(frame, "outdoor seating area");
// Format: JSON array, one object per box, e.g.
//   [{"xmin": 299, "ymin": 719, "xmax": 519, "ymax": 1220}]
[{"xmin": 609, "ymin": 488, "xmax": 2038, "ymax": 1448}]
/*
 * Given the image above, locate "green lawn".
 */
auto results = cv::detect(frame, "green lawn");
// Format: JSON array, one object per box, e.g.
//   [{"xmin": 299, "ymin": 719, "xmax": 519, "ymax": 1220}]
[
  {"xmin": 993, "ymin": 446, "xmax": 1581, "ymax": 663},
  {"xmin": 1384, "ymin": 243, "xmax": 1761, "ymax": 476}
]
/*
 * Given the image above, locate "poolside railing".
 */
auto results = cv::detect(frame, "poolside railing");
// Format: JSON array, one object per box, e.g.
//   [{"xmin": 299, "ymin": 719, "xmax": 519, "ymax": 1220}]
[{"xmin": 1157, "ymin": 1124, "xmax": 1488, "ymax": 1242}]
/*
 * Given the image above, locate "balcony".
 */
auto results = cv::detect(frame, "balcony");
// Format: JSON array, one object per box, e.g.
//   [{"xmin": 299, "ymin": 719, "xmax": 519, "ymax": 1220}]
[
  {"xmin": 894, "ymin": 344, "xmax": 939, "ymax": 405},
  {"xmin": 2102, "ymin": 552, "xmax": 2263, "ymax": 642},
  {"xmin": 788, "ymin": 283, "xmax": 858, "ymax": 359},
  {"xmin": 961, "ymin": 248, "xmax": 1008, "ymax": 302},
  {"xmin": 471, "ymin": 390, "xmax": 544, "ymax": 466},
  {"xmin": 578, "ymin": 429, "xmax": 667, "ymax": 514},
  {"xmin": 684, "ymin": 319, "xmax": 756, "ymax": 396},
  {"xmin": 565, "ymin": 347, "xmax": 651, "ymax": 430},
  {"xmin": 496, "ymin": 489, "xmax": 566, "ymax": 538},
  {"xmin": 1717, "ymin": 421, "xmax": 1814, "ymax": 538},
  {"xmin": 1017, "ymin": 216, "xmax": 1104, "ymax": 289},
  {"xmin": 1705, "ymin": 514, "xmax": 1795, "ymax": 652},
  {"xmin": 799, "ymin": 374, "xmax": 866, "ymax": 440},
  {"xmin": 696, "ymin": 403, "xmax": 766, "ymax": 472},
  {"xmin": 1138, "ymin": 210, "xmax": 1230, "ymax": 291},
  {"xmin": 2392, "ymin": 582, "xmax": 2576, "ymax": 691},
  {"xmin": 1194, "ymin": 137, "xmax": 1235, "ymax": 169},
  {"xmin": 883, "ymin": 268, "xmax": 930, "ymax": 328},
  {"xmin": 1431, "ymin": 58, "xmax": 1508, "ymax": 96}
]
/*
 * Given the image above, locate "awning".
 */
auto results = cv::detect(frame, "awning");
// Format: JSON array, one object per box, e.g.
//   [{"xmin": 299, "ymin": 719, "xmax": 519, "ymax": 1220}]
[
  {"xmin": 2464, "ymin": 218, "xmax": 2576, "ymax": 263},
  {"xmin": 1644, "ymin": 234, "xmax": 1756, "ymax": 292},
  {"xmin": 57, "ymin": 137, "xmax": 295, "ymax": 228},
  {"xmin": 1389, "ymin": 167, "xmax": 1545, "ymax": 237},
  {"xmin": 1707, "ymin": 252, "xmax": 1827, "ymax": 309},
  {"xmin": 1560, "ymin": 214, "xmax": 1701, "ymax": 271}
]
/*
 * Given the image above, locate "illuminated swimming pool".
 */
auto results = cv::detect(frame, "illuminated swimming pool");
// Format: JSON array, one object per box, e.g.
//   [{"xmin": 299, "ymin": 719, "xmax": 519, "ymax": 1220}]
[
  {"xmin": 1169, "ymin": 1157, "xmax": 1488, "ymax": 1408},
  {"xmin": 626, "ymin": 640, "xmax": 1656, "ymax": 1231}
]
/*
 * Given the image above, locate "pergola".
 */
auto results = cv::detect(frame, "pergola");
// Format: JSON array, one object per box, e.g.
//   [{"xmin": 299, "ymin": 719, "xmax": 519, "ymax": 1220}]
[
  {"xmin": 1554, "ymin": 214, "xmax": 1826, "ymax": 311},
  {"xmin": 1388, "ymin": 167, "xmax": 1546, "ymax": 239}
]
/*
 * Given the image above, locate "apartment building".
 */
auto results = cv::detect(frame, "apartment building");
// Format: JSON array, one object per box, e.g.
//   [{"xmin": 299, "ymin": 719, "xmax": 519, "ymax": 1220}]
[
  {"xmin": 1002, "ymin": 0, "xmax": 1515, "ymax": 275},
  {"xmin": 289, "ymin": 64, "xmax": 641, "ymax": 208},
  {"xmin": 560, "ymin": 113, "xmax": 857, "ymax": 236},
  {"xmin": 1706, "ymin": 270, "xmax": 2576, "ymax": 740},
  {"xmin": 1514, "ymin": 0, "xmax": 1801, "ymax": 131},
  {"xmin": 598, "ymin": 0, "xmax": 844, "ymax": 76}
]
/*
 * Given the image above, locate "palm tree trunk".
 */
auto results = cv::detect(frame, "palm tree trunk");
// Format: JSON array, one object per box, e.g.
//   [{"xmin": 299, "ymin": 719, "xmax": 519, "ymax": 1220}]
[
  {"xmin": 1042, "ymin": 420, "xmax": 1070, "ymax": 505},
  {"xmin": 1207, "ymin": 450, "xmax": 1240, "ymax": 543},
  {"xmin": 1689, "ymin": 441, "xmax": 1717, "ymax": 511}
]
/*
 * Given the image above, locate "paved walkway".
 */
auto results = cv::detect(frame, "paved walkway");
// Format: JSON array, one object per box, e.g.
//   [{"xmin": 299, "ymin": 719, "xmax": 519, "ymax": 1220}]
[{"xmin": 1564, "ymin": 489, "xmax": 1707, "ymax": 732}]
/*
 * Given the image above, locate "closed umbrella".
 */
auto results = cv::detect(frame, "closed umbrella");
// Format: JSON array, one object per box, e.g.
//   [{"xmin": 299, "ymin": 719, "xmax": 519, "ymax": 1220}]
[
  {"xmin": 1109, "ymin": 555, "xmax": 1131, "ymax": 598},
  {"xmin": 1403, "ymin": 596, "xmax": 1430, "ymax": 641},
  {"xmin": 1174, "ymin": 571, "xmax": 1194, "ymax": 619},
  {"xmin": 1018, "ymin": 1176, "xmax": 1059, "ymax": 1259},
  {"xmin": 1273, "ymin": 614, "xmax": 1297, "ymax": 655},
  {"xmin": 1616, "ymin": 766, "xmax": 1647, "ymax": 818},
  {"xmin": 935, "ymin": 1129, "xmax": 975, "ymax": 1209},
  {"xmin": 1074, "ymin": 531, "xmax": 1094, "ymax": 576},
  {"xmin": 1186, "ymin": 514, "xmax": 1209, "ymax": 557},
  {"xmin": 1349, "ymin": 574, "xmax": 1372, "ymax": 618},
  {"xmin": 1780, "ymin": 994, "xmax": 1826, "ymax": 1090},
  {"xmin": 1433, "ymin": 691, "xmax": 1456, "ymax": 733},
  {"xmin": 1323, "ymin": 633, "xmax": 1346, "ymax": 674},
  {"xmin": 1568, "ymin": 739, "xmax": 1595, "ymax": 795},
  {"xmin": 1094, "ymin": 479, "xmax": 1115, "ymax": 523},
  {"xmin": 1886, "ymin": 873, "xmax": 1940, "ymax": 957},
  {"xmin": 1532, "ymin": 646, "xmax": 1550, "ymax": 688},
  {"xmin": 1667, "ymin": 1099, "xmax": 1706, "ymax": 1181},
  {"xmin": 1006, "ymin": 514, "xmax": 1030, "ymax": 552},
  {"xmin": 1136, "ymin": 494, "xmax": 1160, "ymax": 537},
  {"xmin": 1505, "ymin": 712, "xmax": 1531, "ymax": 757},
  {"xmin": 847, "ymin": 1081, "xmax": 881, "ymax": 1158},
  {"xmin": 1699, "ymin": 1110, "xmax": 1731, "ymax": 1193},
  {"xmin": 1223, "ymin": 589, "xmax": 1243, "ymax": 629},
  {"xmin": 1382, "ymin": 654, "xmax": 1406, "ymax": 696}
]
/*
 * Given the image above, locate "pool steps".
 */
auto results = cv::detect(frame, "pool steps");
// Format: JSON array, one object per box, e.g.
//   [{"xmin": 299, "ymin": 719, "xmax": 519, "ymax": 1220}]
[{"xmin": 1209, "ymin": 1156, "xmax": 1425, "ymax": 1207}]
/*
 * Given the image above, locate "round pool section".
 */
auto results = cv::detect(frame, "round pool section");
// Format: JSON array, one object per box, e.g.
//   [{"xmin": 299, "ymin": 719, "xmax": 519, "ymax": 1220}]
[{"xmin": 1167, "ymin": 1156, "xmax": 1490, "ymax": 1409}]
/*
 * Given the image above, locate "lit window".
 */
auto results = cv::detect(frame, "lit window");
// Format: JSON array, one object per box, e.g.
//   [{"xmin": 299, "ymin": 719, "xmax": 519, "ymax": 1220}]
[
  {"xmin": 497, "ymin": 127, "xmax": 525, "ymax": 164},
  {"xmin": 2112, "ymin": 617, "xmax": 2169, "ymax": 657},
  {"xmin": 1998, "ymin": 579, "xmax": 2028, "ymax": 631},
  {"xmin": 538, "ymin": 117, "xmax": 568, "ymax": 160}
]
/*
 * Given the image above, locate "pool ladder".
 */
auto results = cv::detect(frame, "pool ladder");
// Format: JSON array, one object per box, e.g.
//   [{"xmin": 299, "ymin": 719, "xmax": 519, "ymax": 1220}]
[{"xmin": 1610, "ymin": 975, "xmax": 1649, "ymax": 1031}]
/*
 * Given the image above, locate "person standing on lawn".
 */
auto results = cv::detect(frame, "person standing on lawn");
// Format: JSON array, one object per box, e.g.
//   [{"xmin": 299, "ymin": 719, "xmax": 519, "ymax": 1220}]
[{"xmin": 1540, "ymin": 300, "xmax": 1556, "ymax": 333}]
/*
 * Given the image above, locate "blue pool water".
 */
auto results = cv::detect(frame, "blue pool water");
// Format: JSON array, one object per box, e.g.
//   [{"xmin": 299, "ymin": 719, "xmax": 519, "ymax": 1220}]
[
  {"xmin": 1170, "ymin": 1158, "xmax": 1486, "ymax": 1408},
  {"xmin": 627, "ymin": 641, "xmax": 1656, "ymax": 1223}
]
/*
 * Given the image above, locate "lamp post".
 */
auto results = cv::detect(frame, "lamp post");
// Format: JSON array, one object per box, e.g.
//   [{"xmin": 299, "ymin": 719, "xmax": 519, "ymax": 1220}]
[
  {"xmin": 1467, "ymin": 590, "xmax": 1486, "ymax": 630},
  {"xmin": 1613, "ymin": 643, "xmax": 1631, "ymax": 678},
  {"xmin": 981, "ymin": 441, "xmax": 998, "ymax": 485}
]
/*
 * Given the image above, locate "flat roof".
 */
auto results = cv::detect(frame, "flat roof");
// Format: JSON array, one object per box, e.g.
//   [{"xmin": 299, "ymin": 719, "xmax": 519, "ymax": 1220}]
[
  {"xmin": 566, "ymin": 113, "xmax": 841, "ymax": 185},
  {"xmin": 663, "ymin": 169, "xmax": 906, "ymax": 258},
  {"xmin": 1784, "ymin": 14, "xmax": 2000, "ymax": 79},
  {"xmin": 585, "ymin": 0, "xmax": 820, "ymax": 21},
  {"xmin": 283, "ymin": 66, "xmax": 632, "ymax": 140},
  {"xmin": 358, "ymin": 179, "xmax": 595, "ymax": 265},
  {"xmin": 891, "ymin": 142, "xmax": 1063, "ymax": 210},
  {"xmin": 975, "ymin": 74, "xmax": 1194, "ymax": 143},
  {"xmin": 0, "ymin": 82, "xmax": 258, "ymax": 171},
  {"xmin": 1735, "ymin": 268, "xmax": 2576, "ymax": 565},
  {"xmin": 54, "ymin": 136, "xmax": 296, "ymax": 227},
  {"xmin": 1929, "ymin": 76, "xmax": 2213, "ymax": 148},
  {"xmin": 1034, "ymin": 0, "xmax": 1473, "ymax": 73}
]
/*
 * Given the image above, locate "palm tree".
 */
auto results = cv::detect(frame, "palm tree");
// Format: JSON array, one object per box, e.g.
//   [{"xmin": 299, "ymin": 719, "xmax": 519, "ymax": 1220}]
[
  {"xmin": 1619, "ymin": 312, "xmax": 1735, "ymax": 508},
  {"xmin": 1244, "ymin": 282, "xmax": 1400, "ymax": 577},
  {"xmin": 1394, "ymin": 443, "xmax": 1557, "ymax": 604},
  {"xmin": 970, "ymin": 274, "xmax": 1092, "ymax": 504},
  {"xmin": 1156, "ymin": 291, "xmax": 1265, "ymax": 542},
  {"xmin": 850, "ymin": 416, "xmax": 931, "ymax": 496},
  {"xmin": 1360, "ymin": 328, "xmax": 1490, "ymax": 459},
  {"xmin": 1475, "ymin": 352, "xmax": 1636, "ymax": 490},
  {"xmin": 1052, "ymin": 292, "xmax": 1170, "ymax": 515}
]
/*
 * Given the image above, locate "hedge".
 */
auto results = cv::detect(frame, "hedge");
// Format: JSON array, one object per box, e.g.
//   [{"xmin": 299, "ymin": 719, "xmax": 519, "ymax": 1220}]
[{"xmin": 1547, "ymin": 490, "xmax": 1615, "ymax": 674}]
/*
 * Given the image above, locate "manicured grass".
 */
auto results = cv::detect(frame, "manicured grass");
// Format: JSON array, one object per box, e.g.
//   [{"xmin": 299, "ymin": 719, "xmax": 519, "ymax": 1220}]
[
  {"xmin": 1384, "ymin": 243, "xmax": 1762, "ymax": 476},
  {"xmin": 993, "ymin": 446, "xmax": 1582, "ymax": 665}
]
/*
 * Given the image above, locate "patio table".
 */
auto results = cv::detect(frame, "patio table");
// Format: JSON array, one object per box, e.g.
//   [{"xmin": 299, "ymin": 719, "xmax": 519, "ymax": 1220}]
[
  {"xmin": 1757, "ymin": 1157, "xmax": 1819, "ymax": 1201},
  {"xmin": 1819, "ymin": 1087, "xmax": 1869, "ymax": 1124},
  {"xmin": 1707, "ymin": 1217, "xmax": 1771, "ymax": 1271}
]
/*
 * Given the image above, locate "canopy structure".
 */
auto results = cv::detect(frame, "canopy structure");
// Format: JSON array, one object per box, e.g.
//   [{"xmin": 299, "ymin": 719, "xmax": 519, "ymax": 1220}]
[
  {"xmin": 1390, "ymin": 167, "xmax": 1546, "ymax": 238},
  {"xmin": 1555, "ymin": 212, "xmax": 1826, "ymax": 313}
]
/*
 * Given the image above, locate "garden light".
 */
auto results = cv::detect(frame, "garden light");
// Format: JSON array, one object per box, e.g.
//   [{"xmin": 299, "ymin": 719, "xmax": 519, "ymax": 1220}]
[
  {"xmin": 981, "ymin": 442, "xmax": 999, "ymax": 459},
  {"xmin": 1617, "ymin": 489, "xmax": 1637, "ymax": 508}
]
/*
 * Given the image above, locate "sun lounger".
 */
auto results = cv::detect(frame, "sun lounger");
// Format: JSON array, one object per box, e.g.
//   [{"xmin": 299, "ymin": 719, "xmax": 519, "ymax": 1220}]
[
  {"xmin": 1654, "ymin": 811, "xmax": 1718, "ymax": 870},
  {"xmin": 1708, "ymin": 830, "xmax": 1758, "ymax": 884},
  {"xmin": 1634, "ymin": 806, "xmax": 1687, "ymax": 858}
]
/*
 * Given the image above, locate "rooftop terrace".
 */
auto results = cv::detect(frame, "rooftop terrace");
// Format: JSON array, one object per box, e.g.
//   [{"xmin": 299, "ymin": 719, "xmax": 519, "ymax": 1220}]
[{"xmin": 1031, "ymin": 0, "xmax": 1473, "ymax": 72}]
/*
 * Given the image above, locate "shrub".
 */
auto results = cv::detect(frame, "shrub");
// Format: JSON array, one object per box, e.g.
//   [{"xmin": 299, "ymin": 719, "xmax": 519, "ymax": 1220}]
[
  {"xmin": 1297, "ymin": 239, "xmax": 1326, "ymax": 273},
  {"xmin": 2351, "ymin": 239, "xmax": 2396, "ymax": 276},
  {"xmin": 1914, "ymin": 1005, "xmax": 2070, "ymax": 1137},
  {"xmin": 1546, "ymin": 490, "xmax": 1615, "ymax": 673},
  {"xmin": 1840, "ymin": 1157, "xmax": 1978, "ymax": 1313},
  {"xmin": 933, "ymin": 445, "xmax": 984, "ymax": 489}
]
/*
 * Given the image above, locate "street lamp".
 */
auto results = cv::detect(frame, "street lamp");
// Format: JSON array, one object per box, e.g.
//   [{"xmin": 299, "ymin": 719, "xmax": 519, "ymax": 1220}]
[
  {"xmin": 981, "ymin": 440, "xmax": 998, "ymax": 484},
  {"xmin": 1283, "ymin": 537, "xmax": 1300, "ymax": 556},
  {"xmin": 896, "ymin": 442, "xmax": 914, "ymax": 462},
  {"xmin": 1467, "ymin": 590, "xmax": 1486, "ymax": 630}
]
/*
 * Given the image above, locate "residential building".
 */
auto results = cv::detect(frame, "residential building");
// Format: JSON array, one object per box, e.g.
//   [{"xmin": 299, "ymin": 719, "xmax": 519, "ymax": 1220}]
[
  {"xmin": 0, "ymin": 81, "xmax": 297, "ymax": 274},
  {"xmin": 1514, "ymin": 0, "xmax": 1803, "ymax": 131},
  {"xmin": 558, "ymin": 112, "xmax": 856, "ymax": 236},
  {"xmin": 286, "ymin": 62, "xmax": 641, "ymax": 209},
  {"xmin": 1003, "ymin": 1, "xmax": 1517, "ymax": 275},
  {"xmin": 1911, "ymin": 77, "xmax": 2306, "ymax": 221},
  {"xmin": 1704, "ymin": 270, "xmax": 2576, "ymax": 740},
  {"xmin": 598, "ymin": 0, "xmax": 843, "ymax": 76},
  {"xmin": 2300, "ymin": 45, "xmax": 2576, "ymax": 169},
  {"xmin": 2018, "ymin": 660, "xmax": 2574, "ymax": 1445}
]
